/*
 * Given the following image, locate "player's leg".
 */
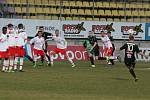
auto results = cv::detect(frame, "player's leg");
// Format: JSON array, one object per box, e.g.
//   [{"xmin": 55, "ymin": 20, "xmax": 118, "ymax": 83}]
[
  {"xmin": 65, "ymin": 52, "xmax": 75, "ymax": 67},
  {"xmin": 89, "ymin": 53, "xmax": 95, "ymax": 67},
  {"xmin": 19, "ymin": 57, "xmax": 24, "ymax": 72},
  {"xmin": 8, "ymin": 47, "xmax": 16, "ymax": 72},
  {"xmin": 14, "ymin": 57, "xmax": 19, "ymax": 71},
  {"xmin": 44, "ymin": 49, "xmax": 51, "ymax": 66}
]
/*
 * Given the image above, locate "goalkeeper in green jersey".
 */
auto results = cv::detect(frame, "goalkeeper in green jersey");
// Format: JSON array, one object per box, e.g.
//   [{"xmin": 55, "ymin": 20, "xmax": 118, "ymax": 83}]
[{"xmin": 83, "ymin": 31, "xmax": 99, "ymax": 67}]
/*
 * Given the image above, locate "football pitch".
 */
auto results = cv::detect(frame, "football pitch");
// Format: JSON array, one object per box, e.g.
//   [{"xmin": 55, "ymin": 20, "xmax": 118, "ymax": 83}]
[{"xmin": 0, "ymin": 61, "xmax": 150, "ymax": 100}]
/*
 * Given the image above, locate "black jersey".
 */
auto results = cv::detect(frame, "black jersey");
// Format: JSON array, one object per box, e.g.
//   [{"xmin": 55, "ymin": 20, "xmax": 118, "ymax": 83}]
[
  {"xmin": 42, "ymin": 32, "xmax": 52, "ymax": 40},
  {"xmin": 87, "ymin": 36, "xmax": 99, "ymax": 49},
  {"xmin": 120, "ymin": 42, "xmax": 140, "ymax": 61}
]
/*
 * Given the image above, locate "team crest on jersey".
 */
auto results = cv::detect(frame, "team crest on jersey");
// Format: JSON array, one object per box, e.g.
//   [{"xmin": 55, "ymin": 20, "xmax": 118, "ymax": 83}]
[
  {"xmin": 63, "ymin": 22, "xmax": 86, "ymax": 34},
  {"xmin": 121, "ymin": 24, "xmax": 144, "ymax": 35},
  {"xmin": 92, "ymin": 23, "xmax": 115, "ymax": 34}
]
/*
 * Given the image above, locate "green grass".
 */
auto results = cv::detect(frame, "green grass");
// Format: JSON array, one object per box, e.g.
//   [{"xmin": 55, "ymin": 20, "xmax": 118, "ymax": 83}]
[{"xmin": 0, "ymin": 61, "xmax": 150, "ymax": 100}]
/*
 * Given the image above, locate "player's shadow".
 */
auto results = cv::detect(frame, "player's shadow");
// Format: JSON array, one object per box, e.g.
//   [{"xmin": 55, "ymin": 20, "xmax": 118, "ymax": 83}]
[{"xmin": 112, "ymin": 77, "xmax": 130, "ymax": 81}]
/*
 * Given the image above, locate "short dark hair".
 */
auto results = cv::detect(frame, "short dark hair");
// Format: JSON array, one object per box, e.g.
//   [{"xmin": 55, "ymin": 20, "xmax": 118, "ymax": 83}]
[
  {"xmin": 2, "ymin": 27, "xmax": 7, "ymax": 32},
  {"xmin": 101, "ymin": 31, "xmax": 104, "ymax": 33},
  {"xmin": 18, "ymin": 23, "xmax": 24, "ymax": 29},
  {"xmin": 107, "ymin": 31, "xmax": 111, "ymax": 34},
  {"xmin": 38, "ymin": 31, "xmax": 43, "ymax": 33},
  {"xmin": 7, "ymin": 24, "xmax": 13, "ymax": 27},
  {"xmin": 129, "ymin": 35, "xmax": 134, "ymax": 40}
]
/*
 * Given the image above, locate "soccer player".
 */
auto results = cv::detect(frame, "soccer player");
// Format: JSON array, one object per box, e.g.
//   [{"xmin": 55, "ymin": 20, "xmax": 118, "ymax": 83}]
[
  {"xmin": 50, "ymin": 30, "xmax": 75, "ymax": 67},
  {"xmin": 107, "ymin": 31, "xmax": 115, "ymax": 65},
  {"xmin": 120, "ymin": 35, "xmax": 148, "ymax": 81},
  {"xmin": 30, "ymin": 31, "xmax": 45, "ymax": 67},
  {"xmin": 14, "ymin": 24, "xmax": 27, "ymax": 72},
  {"xmin": 37, "ymin": 26, "xmax": 51, "ymax": 66},
  {"xmin": 7, "ymin": 24, "xmax": 17, "ymax": 72},
  {"xmin": 100, "ymin": 31, "xmax": 113, "ymax": 65},
  {"xmin": 83, "ymin": 31, "xmax": 99, "ymax": 67},
  {"xmin": 0, "ymin": 27, "xmax": 9, "ymax": 72}
]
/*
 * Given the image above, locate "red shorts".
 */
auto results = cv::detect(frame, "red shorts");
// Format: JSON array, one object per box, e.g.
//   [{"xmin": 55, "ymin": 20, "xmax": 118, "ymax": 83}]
[
  {"xmin": 15, "ymin": 46, "xmax": 25, "ymax": 57},
  {"xmin": 33, "ymin": 48, "xmax": 45, "ymax": 56},
  {"xmin": 54, "ymin": 48, "xmax": 66, "ymax": 55},
  {"xmin": 8, "ymin": 47, "xmax": 16, "ymax": 56},
  {"xmin": 104, "ymin": 47, "xmax": 113, "ymax": 56},
  {"xmin": 0, "ymin": 51, "xmax": 8, "ymax": 58}
]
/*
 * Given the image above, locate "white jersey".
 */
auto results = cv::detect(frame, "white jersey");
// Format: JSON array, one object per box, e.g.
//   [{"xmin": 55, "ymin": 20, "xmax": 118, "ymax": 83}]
[
  {"xmin": 15, "ymin": 29, "xmax": 27, "ymax": 47},
  {"xmin": 101, "ymin": 35, "xmax": 112, "ymax": 48},
  {"xmin": 30, "ymin": 36, "xmax": 45, "ymax": 50},
  {"xmin": 52, "ymin": 36, "xmax": 67, "ymax": 49},
  {"xmin": 0, "ymin": 34, "xmax": 8, "ymax": 51},
  {"xmin": 7, "ymin": 28, "xmax": 17, "ymax": 47}
]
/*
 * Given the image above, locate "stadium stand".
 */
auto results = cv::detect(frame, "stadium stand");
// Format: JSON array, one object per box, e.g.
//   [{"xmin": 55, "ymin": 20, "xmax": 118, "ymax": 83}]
[{"xmin": 0, "ymin": 0, "xmax": 150, "ymax": 22}]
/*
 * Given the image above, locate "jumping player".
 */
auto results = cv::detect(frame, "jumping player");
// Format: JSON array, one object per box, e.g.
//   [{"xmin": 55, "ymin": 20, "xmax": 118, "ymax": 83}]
[
  {"xmin": 50, "ymin": 30, "xmax": 75, "ymax": 67},
  {"xmin": 0, "ymin": 27, "xmax": 9, "ymax": 72},
  {"xmin": 30, "ymin": 31, "xmax": 45, "ymax": 67},
  {"xmin": 120, "ymin": 35, "xmax": 148, "ymax": 81},
  {"xmin": 14, "ymin": 24, "xmax": 27, "ymax": 72},
  {"xmin": 83, "ymin": 31, "xmax": 99, "ymax": 67}
]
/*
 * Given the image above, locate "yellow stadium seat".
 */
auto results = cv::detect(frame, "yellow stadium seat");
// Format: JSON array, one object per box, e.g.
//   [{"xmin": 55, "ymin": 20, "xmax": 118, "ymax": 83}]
[
  {"xmin": 56, "ymin": 8, "xmax": 61, "ymax": 14},
  {"xmin": 110, "ymin": 2, "xmax": 117, "ymax": 8},
  {"xmin": 85, "ymin": 9, "xmax": 92, "ymax": 15},
  {"xmin": 147, "ymin": 18, "xmax": 150, "ymax": 22},
  {"xmin": 139, "ymin": 11, "xmax": 145, "ymax": 16},
  {"xmin": 125, "ymin": 3, "xmax": 130, "ymax": 8},
  {"xmin": 144, "ymin": 3, "xmax": 150, "ymax": 9},
  {"xmin": 35, "ymin": 0, "xmax": 42, "ymax": 5},
  {"xmin": 135, "ymin": 3, "xmax": 143, "ymax": 9},
  {"xmin": 130, "ymin": 3, "xmax": 136, "ymax": 8},
  {"xmin": 112, "ymin": 10, "xmax": 118, "ymax": 16},
  {"xmin": 103, "ymin": 2, "xmax": 110, "ymax": 8},
  {"xmin": 107, "ymin": 18, "xmax": 113, "ymax": 22},
  {"xmin": 23, "ymin": 15, "xmax": 27, "ymax": 19},
  {"xmin": 119, "ymin": 10, "xmax": 125, "ymax": 16},
  {"xmin": 132, "ymin": 10, "xmax": 139, "ymax": 16},
  {"xmin": 63, "ymin": 1, "xmax": 70, "ymax": 6},
  {"xmin": 66, "ymin": 17, "xmax": 72, "ymax": 20},
  {"xmin": 96, "ymin": 2, "xmax": 103, "ymax": 8},
  {"xmin": 117, "ymin": 3, "xmax": 124, "ymax": 8},
  {"xmin": 145, "ymin": 11, "xmax": 150, "ymax": 16},
  {"xmin": 78, "ymin": 9, "xmax": 85, "ymax": 15},
  {"xmin": 42, "ymin": 0, "xmax": 49, "ymax": 5},
  {"xmin": 114, "ymin": 18, "xmax": 120, "ymax": 22},
  {"xmin": 100, "ymin": 18, "xmax": 106, "ymax": 21},
  {"xmin": 50, "ymin": 8, "xmax": 57, "ymax": 14},
  {"xmin": 43, "ymin": 8, "xmax": 50, "ymax": 14},
  {"xmin": 20, "ymin": 0, "xmax": 27, "ymax": 4},
  {"xmin": 55, "ymin": 1, "xmax": 61, "ymax": 6},
  {"xmin": 89, "ymin": 2, "xmax": 94, "ymax": 7},
  {"xmin": 94, "ymin": 10, "xmax": 98, "ymax": 15},
  {"xmin": 6, "ymin": 0, "xmax": 14, "ymax": 4},
  {"xmin": 73, "ymin": 17, "xmax": 79, "ymax": 20},
  {"xmin": 28, "ymin": 7, "xmax": 36, "ymax": 13},
  {"xmin": 45, "ymin": 16, "xmax": 51, "ymax": 20},
  {"xmin": 51, "ymin": 16, "xmax": 59, "ymax": 20},
  {"xmin": 94, "ymin": 18, "xmax": 100, "ymax": 21},
  {"xmin": 127, "ymin": 18, "xmax": 133, "ymax": 22},
  {"xmin": 105, "ymin": 10, "xmax": 112, "ymax": 16},
  {"xmin": 141, "ymin": 18, "xmax": 147, "ymax": 22},
  {"xmin": 15, "ymin": 7, "xmax": 22, "ymax": 13},
  {"xmin": 37, "ymin": 15, "xmax": 45, "ymax": 20},
  {"xmin": 98, "ymin": 10, "xmax": 104, "ymax": 16},
  {"xmin": 49, "ymin": 1, "xmax": 56, "ymax": 6},
  {"xmin": 121, "ymin": 18, "xmax": 126, "ymax": 22},
  {"xmin": 14, "ymin": 0, "xmax": 21, "ymax": 4},
  {"xmin": 28, "ymin": 0, "xmax": 34, "ymax": 4},
  {"xmin": 63, "ymin": 9, "xmax": 71, "ymax": 14},
  {"xmin": 30, "ymin": 16, "xmax": 37, "ymax": 19},
  {"xmin": 36, "ymin": 7, "xmax": 43, "ymax": 13},
  {"xmin": 134, "ymin": 18, "xmax": 141, "ymax": 22},
  {"xmin": 69, "ymin": 1, "xmax": 76, "ymax": 7},
  {"xmin": 22, "ymin": 7, "xmax": 27, "ymax": 13},
  {"xmin": 76, "ymin": 1, "xmax": 83, "ymax": 7},
  {"xmin": 83, "ymin": 1, "xmax": 90, "ymax": 7},
  {"xmin": 86, "ymin": 18, "xmax": 93, "ymax": 21},
  {"xmin": 125, "ymin": 10, "xmax": 132, "ymax": 16},
  {"xmin": 71, "ymin": 9, "xmax": 78, "ymax": 14},
  {"xmin": 79, "ymin": 17, "xmax": 86, "ymax": 21}
]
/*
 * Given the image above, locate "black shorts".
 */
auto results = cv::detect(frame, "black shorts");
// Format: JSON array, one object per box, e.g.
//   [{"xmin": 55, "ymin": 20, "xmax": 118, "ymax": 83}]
[
  {"xmin": 124, "ymin": 59, "xmax": 136, "ymax": 69},
  {"xmin": 93, "ymin": 48, "xmax": 99, "ymax": 56}
]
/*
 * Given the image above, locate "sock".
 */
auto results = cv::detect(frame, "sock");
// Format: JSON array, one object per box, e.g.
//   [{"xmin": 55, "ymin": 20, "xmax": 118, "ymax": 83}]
[
  {"xmin": 9, "ymin": 59, "xmax": 14, "ymax": 70},
  {"xmin": 2, "ymin": 60, "xmax": 6, "ymax": 71},
  {"xmin": 41, "ymin": 56, "xmax": 44, "ymax": 64},
  {"xmin": 50, "ymin": 55, "xmax": 54, "ymax": 65},
  {"xmin": 90, "ymin": 56, "xmax": 94, "ymax": 65},
  {"xmin": 129, "ymin": 68, "xmax": 136, "ymax": 79},
  {"xmin": 46, "ymin": 54, "xmax": 51, "ymax": 62},
  {"xmin": 19, "ymin": 57, "xmax": 24, "ymax": 70},
  {"xmin": 67, "ymin": 57, "xmax": 74, "ymax": 65},
  {"xmin": 14, "ymin": 57, "xmax": 19, "ymax": 70}
]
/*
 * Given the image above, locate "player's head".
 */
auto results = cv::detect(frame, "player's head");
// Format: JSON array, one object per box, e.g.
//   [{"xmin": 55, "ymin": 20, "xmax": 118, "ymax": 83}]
[
  {"xmin": 2, "ymin": 27, "xmax": 7, "ymax": 34},
  {"xmin": 100, "ymin": 31, "xmax": 105, "ymax": 37},
  {"xmin": 7, "ymin": 24, "xmax": 14, "ymax": 30},
  {"xmin": 55, "ymin": 29, "xmax": 59, "ymax": 37},
  {"xmin": 129, "ymin": 35, "xmax": 134, "ymax": 41},
  {"xmin": 88, "ymin": 31, "xmax": 94, "ymax": 36},
  {"xmin": 37, "ymin": 31, "xmax": 43, "ymax": 37},
  {"xmin": 107, "ymin": 31, "xmax": 111, "ymax": 37},
  {"xmin": 18, "ymin": 23, "xmax": 24, "ymax": 29},
  {"xmin": 39, "ymin": 26, "xmax": 44, "ymax": 32}
]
